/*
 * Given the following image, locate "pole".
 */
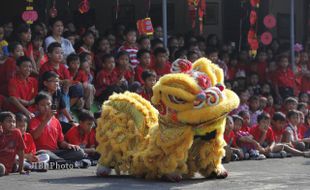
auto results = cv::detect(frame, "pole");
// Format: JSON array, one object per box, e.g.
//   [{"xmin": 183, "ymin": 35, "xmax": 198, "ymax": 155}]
[
  {"xmin": 290, "ymin": 0, "xmax": 295, "ymax": 71},
  {"xmin": 162, "ymin": 0, "xmax": 168, "ymax": 48}
]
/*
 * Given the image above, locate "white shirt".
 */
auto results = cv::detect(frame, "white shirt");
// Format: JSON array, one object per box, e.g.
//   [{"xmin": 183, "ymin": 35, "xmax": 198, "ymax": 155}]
[{"xmin": 45, "ymin": 36, "xmax": 75, "ymax": 59}]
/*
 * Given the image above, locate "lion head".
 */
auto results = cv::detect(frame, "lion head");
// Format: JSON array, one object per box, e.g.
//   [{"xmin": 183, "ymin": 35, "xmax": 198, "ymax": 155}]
[{"xmin": 152, "ymin": 58, "xmax": 239, "ymax": 133}]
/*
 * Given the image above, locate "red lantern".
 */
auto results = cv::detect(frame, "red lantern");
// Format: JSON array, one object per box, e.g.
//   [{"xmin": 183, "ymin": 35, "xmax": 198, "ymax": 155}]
[
  {"xmin": 247, "ymin": 29, "xmax": 256, "ymax": 43},
  {"xmin": 250, "ymin": 39, "xmax": 259, "ymax": 50},
  {"xmin": 249, "ymin": 10, "xmax": 257, "ymax": 26},
  {"xmin": 263, "ymin": 15, "xmax": 276, "ymax": 29},
  {"xmin": 22, "ymin": 9, "xmax": 38, "ymax": 24},
  {"xmin": 261, "ymin": 32, "xmax": 273, "ymax": 45},
  {"xmin": 137, "ymin": 18, "xmax": 154, "ymax": 36}
]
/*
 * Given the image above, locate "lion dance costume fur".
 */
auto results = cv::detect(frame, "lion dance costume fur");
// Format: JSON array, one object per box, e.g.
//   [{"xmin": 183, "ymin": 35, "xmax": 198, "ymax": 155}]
[{"xmin": 96, "ymin": 58, "xmax": 240, "ymax": 181}]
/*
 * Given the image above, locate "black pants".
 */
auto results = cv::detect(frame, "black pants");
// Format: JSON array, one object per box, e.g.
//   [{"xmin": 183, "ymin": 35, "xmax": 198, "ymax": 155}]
[{"xmin": 44, "ymin": 149, "xmax": 85, "ymax": 162}]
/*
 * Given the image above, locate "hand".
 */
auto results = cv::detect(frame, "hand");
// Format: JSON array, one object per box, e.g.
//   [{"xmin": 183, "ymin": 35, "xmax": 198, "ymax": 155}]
[
  {"xmin": 67, "ymin": 144, "xmax": 80, "ymax": 151},
  {"xmin": 29, "ymin": 155, "xmax": 39, "ymax": 162},
  {"xmin": 26, "ymin": 111, "xmax": 35, "ymax": 119}
]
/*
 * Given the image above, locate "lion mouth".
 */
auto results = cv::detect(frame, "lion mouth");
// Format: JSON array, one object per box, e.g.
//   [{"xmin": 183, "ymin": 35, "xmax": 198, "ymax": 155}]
[
  {"xmin": 194, "ymin": 130, "xmax": 217, "ymax": 141},
  {"xmin": 186, "ymin": 112, "xmax": 228, "ymax": 128}
]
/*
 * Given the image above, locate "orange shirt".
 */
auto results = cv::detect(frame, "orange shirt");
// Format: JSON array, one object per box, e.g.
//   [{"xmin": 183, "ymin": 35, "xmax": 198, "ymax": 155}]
[{"xmin": 29, "ymin": 116, "xmax": 64, "ymax": 151}]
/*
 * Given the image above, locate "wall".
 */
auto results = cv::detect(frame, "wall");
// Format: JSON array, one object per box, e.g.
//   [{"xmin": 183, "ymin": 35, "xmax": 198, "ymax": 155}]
[{"xmin": 268, "ymin": 0, "xmax": 305, "ymax": 43}]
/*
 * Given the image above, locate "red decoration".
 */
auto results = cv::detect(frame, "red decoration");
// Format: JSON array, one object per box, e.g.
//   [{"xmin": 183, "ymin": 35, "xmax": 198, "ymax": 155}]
[
  {"xmin": 250, "ymin": 39, "xmax": 259, "ymax": 50},
  {"xmin": 22, "ymin": 10, "xmax": 38, "ymax": 24},
  {"xmin": 187, "ymin": 0, "xmax": 206, "ymax": 34},
  {"xmin": 249, "ymin": 10, "xmax": 257, "ymax": 26},
  {"xmin": 250, "ymin": 0, "xmax": 260, "ymax": 7},
  {"xmin": 263, "ymin": 15, "xmax": 276, "ymax": 29},
  {"xmin": 79, "ymin": 0, "xmax": 90, "ymax": 14},
  {"xmin": 261, "ymin": 32, "xmax": 273, "ymax": 45},
  {"xmin": 49, "ymin": 0, "xmax": 57, "ymax": 18},
  {"xmin": 197, "ymin": 74, "xmax": 211, "ymax": 90},
  {"xmin": 136, "ymin": 18, "xmax": 154, "ymax": 36}
]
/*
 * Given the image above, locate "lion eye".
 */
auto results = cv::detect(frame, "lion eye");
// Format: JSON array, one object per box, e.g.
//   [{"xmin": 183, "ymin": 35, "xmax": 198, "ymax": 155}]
[{"xmin": 168, "ymin": 95, "xmax": 186, "ymax": 104}]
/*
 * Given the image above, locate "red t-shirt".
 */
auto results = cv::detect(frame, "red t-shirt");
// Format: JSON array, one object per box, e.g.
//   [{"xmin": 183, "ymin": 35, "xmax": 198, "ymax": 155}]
[
  {"xmin": 264, "ymin": 106, "xmax": 275, "ymax": 117},
  {"xmin": 153, "ymin": 62, "xmax": 171, "ymax": 79},
  {"xmin": 70, "ymin": 69, "xmax": 88, "ymax": 83},
  {"xmin": 298, "ymin": 124, "xmax": 308, "ymax": 139},
  {"xmin": 95, "ymin": 69, "xmax": 118, "ymax": 96},
  {"xmin": 114, "ymin": 67, "xmax": 134, "ymax": 82},
  {"xmin": 0, "ymin": 57, "xmax": 17, "ymax": 96},
  {"xmin": 0, "ymin": 129, "xmax": 26, "ymax": 174},
  {"xmin": 241, "ymin": 124, "xmax": 250, "ymax": 132},
  {"xmin": 118, "ymin": 43, "xmax": 139, "ymax": 67},
  {"xmin": 250, "ymin": 61, "xmax": 267, "ymax": 82},
  {"xmin": 274, "ymin": 68, "xmax": 295, "ymax": 88},
  {"xmin": 224, "ymin": 130, "xmax": 237, "ymax": 147},
  {"xmin": 29, "ymin": 116, "xmax": 64, "ymax": 151},
  {"xmin": 250, "ymin": 125, "xmax": 275, "ymax": 145},
  {"xmin": 23, "ymin": 132, "xmax": 36, "ymax": 155},
  {"xmin": 271, "ymin": 127, "xmax": 284, "ymax": 143},
  {"xmin": 139, "ymin": 87, "xmax": 153, "ymax": 102},
  {"xmin": 39, "ymin": 62, "xmax": 71, "ymax": 80},
  {"xmin": 65, "ymin": 125, "xmax": 96, "ymax": 148},
  {"xmin": 8, "ymin": 75, "xmax": 38, "ymax": 112},
  {"xmin": 301, "ymin": 76, "xmax": 310, "ymax": 92},
  {"xmin": 134, "ymin": 65, "xmax": 149, "ymax": 84}
]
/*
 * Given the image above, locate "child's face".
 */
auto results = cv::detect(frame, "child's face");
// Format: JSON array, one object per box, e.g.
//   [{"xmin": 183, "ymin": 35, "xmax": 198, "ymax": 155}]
[
  {"xmin": 285, "ymin": 102, "xmax": 297, "ymax": 111},
  {"xmin": 20, "ymin": 29, "xmax": 32, "ymax": 43},
  {"xmin": 300, "ymin": 52, "xmax": 309, "ymax": 63},
  {"xmin": 16, "ymin": 117, "xmax": 28, "ymax": 135},
  {"xmin": 84, "ymin": 34, "xmax": 95, "ymax": 47},
  {"xmin": 300, "ymin": 94, "xmax": 309, "ymax": 103},
  {"xmin": 259, "ymin": 99, "xmax": 268, "ymax": 109},
  {"xmin": 189, "ymin": 53, "xmax": 199, "ymax": 63},
  {"xmin": 273, "ymin": 120, "xmax": 286, "ymax": 130},
  {"xmin": 13, "ymin": 44, "xmax": 24, "ymax": 58},
  {"xmin": 80, "ymin": 120, "xmax": 93, "ymax": 133},
  {"xmin": 145, "ymin": 76, "xmax": 156, "ymax": 89},
  {"xmin": 233, "ymin": 119, "xmax": 242, "ymax": 131},
  {"xmin": 49, "ymin": 47, "xmax": 63, "ymax": 63},
  {"xmin": 240, "ymin": 91, "xmax": 250, "ymax": 102},
  {"xmin": 1, "ymin": 116, "xmax": 16, "ymax": 132},
  {"xmin": 155, "ymin": 53, "xmax": 168, "ymax": 65},
  {"xmin": 37, "ymin": 98, "xmax": 52, "ymax": 114},
  {"xmin": 107, "ymin": 34, "xmax": 116, "ymax": 46},
  {"xmin": 249, "ymin": 99, "xmax": 260, "ymax": 111},
  {"xmin": 259, "ymin": 119, "xmax": 270, "ymax": 130},
  {"xmin": 299, "ymin": 113, "xmax": 305, "ymax": 124},
  {"xmin": 208, "ymin": 52, "xmax": 218, "ymax": 63},
  {"xmin": 261, "ymin": 84, "xmax": 271, "ymax": 94},
  {"xmin": 289, "ymin": 114, "xmax": 300, "ymax": 126},
  {"xmin": 81, "ymin": 61, "xmax": 90, "ymax": 73},
  {"xmin": 103, "ymin": 57, "xmax": 115, "ymax": 71},
  {"xmin": 267, "ymin": 95, "xmax": 274, "ymax": 106},
  {"xmin": 126, "ymin": 31, "xmax": 137, "ymax": 44},
  {"xmin": 278, "ymin": 57, "xmax": 289, "ymax": 68},
  {"xmin": 99, "ymin": 39, "xmax": 110, "ymax": 52},
  {"xmin": 32, "ymin": 38, "xmax": 43, "ymax": 49},
  {"xmin": 118, "ymin": 55, "xmax": 130, "ymax": 69},
  {"xmin": 67, "ymin": 36, "xmax": 76, "ymax": 46},
  {"xmin": 295, "ymin": 54, "xmax": 301, "ymax": 64},
  {"xmin": 250, "ymin": 75, "xmax": 259, "ymax": 85},
  {"xmin": 139, "ymin": 53, "xmax": 151, "ymax": 66},
  {"xmin": 18, "ymin": 61, "xmax": 32, "ymax": 77},
  {"xmin": 44, "ymin": 77, "xmax": 59, "ymax": 92},
  {"xmin": 268, "ymin": 61, "xmax": 277, "ymax": 71},
  {"xmin": 241, "ymin": 113, "xmax": 250, "ymax": 125},
  {"xmin": 69, "ymin": 59, "xmax": 80, "ymax": 71},
  {"xmin": 225, "ymin": 118, "xmax": 234, "ymax": 131},
  {"xmin": 140, "ymin": 39, "xmax": 151, "ymax": 50}
]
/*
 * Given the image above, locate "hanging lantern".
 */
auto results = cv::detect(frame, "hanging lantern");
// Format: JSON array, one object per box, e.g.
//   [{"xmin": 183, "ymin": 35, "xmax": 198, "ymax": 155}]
[
  {"xmin": 79, "ymin": 0, "xmax": 90, "ymax": 14},
  {"xmin": 250, "ymin": 0, "xmax": 260, "ymax": 7},
  {"xmin": 49, "ymin": 0, "xmax": 58, "ymax": 18},
  {"xmin": 263, "ymin": 15, "xmax": 276, "ymax": 29},
  {"xmin": 249, "ymin": 10, "xmax": 257, "ymax": 26},
  {"xmin": 137, "ymin": 18, "xmax": 154, "ymax": 36},
  {"xmin": 22, "ymin": 0, "xmax": 38, "ymax": 24},
  {"xmin": 261, "ymin": 32, "xmax": 273, "ymax": 45}
]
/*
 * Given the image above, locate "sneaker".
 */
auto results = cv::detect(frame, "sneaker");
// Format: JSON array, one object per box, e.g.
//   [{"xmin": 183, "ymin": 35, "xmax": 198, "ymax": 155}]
[
  {"xmin": 244, "ymin": 153, "xmax": 250, "ymax": 160},
  {"xmin": 232, "ymin": 153, "xmax": 239, "ymax": 161},
  {"xmin": 74, "ymin": 159, "xmax": 91, "ymax": 169},
  {"xmin": 90, "ymin": 160, "xmax": 98, "ymax": 166},
  {"xmin": 255, "ymin": 154, "xmax": 266, "ymax": 160}
]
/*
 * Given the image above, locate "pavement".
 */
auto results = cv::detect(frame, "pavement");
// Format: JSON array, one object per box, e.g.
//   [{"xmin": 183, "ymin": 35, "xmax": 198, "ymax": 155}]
[{"xmin": 1, "ymin": 157, "xmax": 310, "ymax": 190}]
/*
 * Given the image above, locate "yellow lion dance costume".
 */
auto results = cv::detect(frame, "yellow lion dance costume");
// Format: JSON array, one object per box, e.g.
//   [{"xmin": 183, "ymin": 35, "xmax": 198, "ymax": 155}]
[{"xmin": 96, "ymin": 58, "xmax": 240, "ymax": 181}]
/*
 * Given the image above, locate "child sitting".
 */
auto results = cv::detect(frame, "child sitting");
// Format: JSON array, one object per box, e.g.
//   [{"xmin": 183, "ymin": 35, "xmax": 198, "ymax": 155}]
[
  {"xmin": 152, "ymin": 47, "xmax": 171, "ymax": 79},
  {"xmin": 0, "ymin": 112, "xmax": 25, "ymax": 176},
  {"xmin": 223, "ymin": 116, "xmax": 244, "ymax": 162},
  {"xmin": 65, "ymin": 110, "xmax": 99, "ymax": 163},
  {"xmin": 238, "ymin": 110, "xmax": 251, "ymax": 132},
  {"xmin": 232, "ymin": 115, "xmax": 266, "ymax": 160},
  {"xmin": 271, "ymin": 112, "xmax": 310, "ymax": 157},
  {"xmin": 15, "ymin": 113, "xmax": 49, "ymax": 172},
  {"xmin": 138, "ymin": 70, "xmax": 157, "ymax": 102},
  {"xmin": 249, "ymin": 95, "xmax": 263, "ymax": 127}
]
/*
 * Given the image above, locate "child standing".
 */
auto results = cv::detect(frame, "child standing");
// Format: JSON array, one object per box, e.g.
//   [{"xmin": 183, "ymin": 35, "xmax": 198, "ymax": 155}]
[
  {"xmin": 0, "ymin": 112, "xmax": 25, "ymax": 176},
  {"xmin": 118, "ymin": 28, "xmax": 139, "ymax": 68}
]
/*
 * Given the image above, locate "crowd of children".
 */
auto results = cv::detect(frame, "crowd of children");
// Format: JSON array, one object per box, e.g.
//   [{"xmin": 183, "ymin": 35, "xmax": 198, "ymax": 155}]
[{"xmin": 1, "ymin": 17, "xmax": 310, "ymax": 176}]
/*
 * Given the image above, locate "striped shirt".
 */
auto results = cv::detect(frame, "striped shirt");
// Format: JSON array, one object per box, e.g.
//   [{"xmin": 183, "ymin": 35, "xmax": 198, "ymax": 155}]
[{"xmin": 118, "ymin": 43, "xmax": 139, "ymax": 68}]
